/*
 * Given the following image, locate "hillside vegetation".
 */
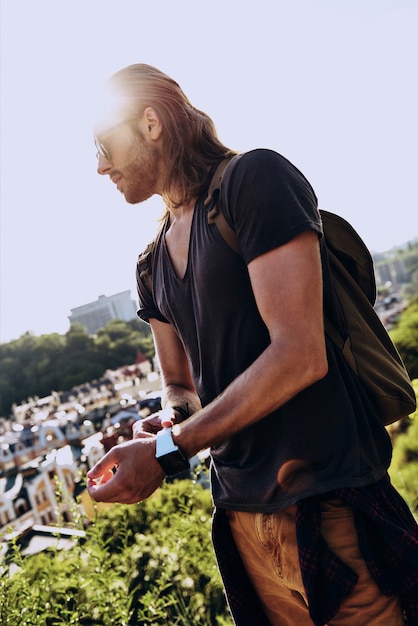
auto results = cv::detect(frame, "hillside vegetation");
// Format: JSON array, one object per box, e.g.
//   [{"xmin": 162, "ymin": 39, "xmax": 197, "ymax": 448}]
[{"xmin": 1, "ymin": 480, "xmax": 233, "ymax": 626}]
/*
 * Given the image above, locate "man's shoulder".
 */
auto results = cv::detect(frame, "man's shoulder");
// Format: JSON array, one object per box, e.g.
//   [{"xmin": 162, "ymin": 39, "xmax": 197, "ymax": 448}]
[
  {"xmin": 235, "ymin": 148, "xmax": 289, "ymax": 165},
  {"xmin": 225, "ymin": 149, "xmax": 316, "ymax": 203},
  {"xmin": 230, "ymin": 148, "xmax": 308, "ymax": 181}
]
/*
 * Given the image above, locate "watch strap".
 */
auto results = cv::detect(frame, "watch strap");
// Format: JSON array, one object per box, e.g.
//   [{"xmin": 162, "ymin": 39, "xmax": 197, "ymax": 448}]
[{"xmin": 156, "ymin": 428, "xmax": 190, "ymax": 477}]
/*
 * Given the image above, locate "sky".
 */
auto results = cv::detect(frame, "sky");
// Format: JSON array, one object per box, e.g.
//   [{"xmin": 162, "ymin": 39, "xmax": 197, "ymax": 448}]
[{"xmin": 1, "ymin": 0, "xmax": 417, "ymax": 344}]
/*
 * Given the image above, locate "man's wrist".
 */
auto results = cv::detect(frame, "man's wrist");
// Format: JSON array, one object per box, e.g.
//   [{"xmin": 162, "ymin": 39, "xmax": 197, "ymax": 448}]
[
  {"xmin": 155, "ymin": 427, "xmax": 190, "ymax": 477},
  {"xmin": 171, "ymin": 421, "xmax": 200, "ymax": 462}
]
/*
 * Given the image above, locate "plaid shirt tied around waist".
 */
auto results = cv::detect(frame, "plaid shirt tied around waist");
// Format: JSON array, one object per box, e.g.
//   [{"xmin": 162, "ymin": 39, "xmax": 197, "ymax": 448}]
[{"xmin": 212, "ymin": 476, "xmax": 418, "ymax": 626}]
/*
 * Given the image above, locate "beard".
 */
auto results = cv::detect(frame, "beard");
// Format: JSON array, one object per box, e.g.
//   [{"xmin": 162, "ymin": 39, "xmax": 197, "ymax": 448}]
[{"xmin": 117, "ymin": 133, "xmax": 162, "ymax": 204}]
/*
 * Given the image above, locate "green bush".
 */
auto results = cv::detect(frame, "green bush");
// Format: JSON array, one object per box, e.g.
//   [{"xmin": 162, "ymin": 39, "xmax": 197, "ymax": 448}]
[
  {"xmin": 389, "ymin": 379, "xmax": 418, "ymax": 516},
  {"xmin": 0, "ymin": 481, "xmax": 233, "ymax": 626}
]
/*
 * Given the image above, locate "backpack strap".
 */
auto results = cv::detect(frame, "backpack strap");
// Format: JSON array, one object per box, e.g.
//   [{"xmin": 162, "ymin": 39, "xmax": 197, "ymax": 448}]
[
  {"xmin": 138, "ymin": 156, "xmax": 242, "ymax": 299},
  {"xmin": 136, "ymin": 215, "xmax": 167, "ymax": 298},
  {"xmin": 204, "ymin": 154, "xmax": 242, "ymax": 255}
]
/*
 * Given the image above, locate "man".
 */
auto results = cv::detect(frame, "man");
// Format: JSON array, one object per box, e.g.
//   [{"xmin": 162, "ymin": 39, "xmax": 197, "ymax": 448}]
[{"xmin": 87, "ymin": 64, "xmax": 418, "ymax": 625}]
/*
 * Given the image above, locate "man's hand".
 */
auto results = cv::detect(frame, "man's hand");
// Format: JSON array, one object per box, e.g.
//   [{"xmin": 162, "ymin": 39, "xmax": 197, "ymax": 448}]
[
  {"xmin": 87, "ymin": 437, "xmax": 165, "ymax": 504},
  {"xmin": 132, "ymin": 408, "xmax": 176, "ymax": 438}
]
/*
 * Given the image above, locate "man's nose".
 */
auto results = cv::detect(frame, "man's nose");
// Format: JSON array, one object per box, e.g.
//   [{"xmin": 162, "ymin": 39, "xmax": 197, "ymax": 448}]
[{"xmin": 97, "ymin": 153, "xmax": 111, "ymax": 175}]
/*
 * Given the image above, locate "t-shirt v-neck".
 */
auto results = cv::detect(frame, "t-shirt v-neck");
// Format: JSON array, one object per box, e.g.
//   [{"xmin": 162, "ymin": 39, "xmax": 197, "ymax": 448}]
[{"xmin": 161, "ymin": 203, "xmax": 197, "ymax": 283}]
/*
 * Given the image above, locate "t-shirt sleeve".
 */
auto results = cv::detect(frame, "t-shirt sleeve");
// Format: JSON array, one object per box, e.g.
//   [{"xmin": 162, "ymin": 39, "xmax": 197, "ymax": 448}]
[
  {"xmin": 221, "ymin": 149, "xmax": 322, "ymax": 265},
  {"xmin": 136, "ymin": 244, "xmax": 168, "ymax": 324}
]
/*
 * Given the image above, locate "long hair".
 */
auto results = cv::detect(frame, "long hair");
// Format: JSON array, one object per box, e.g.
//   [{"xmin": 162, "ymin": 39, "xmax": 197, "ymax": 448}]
[{"xmin": 108, "ymin": 64, "xmax": 236, "ymax": 206}]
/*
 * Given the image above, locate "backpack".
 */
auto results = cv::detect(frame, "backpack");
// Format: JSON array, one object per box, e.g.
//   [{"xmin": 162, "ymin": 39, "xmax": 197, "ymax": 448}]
[{"xmin": 138, "ymin": 155, "xmax": 416, "ymax": 426}]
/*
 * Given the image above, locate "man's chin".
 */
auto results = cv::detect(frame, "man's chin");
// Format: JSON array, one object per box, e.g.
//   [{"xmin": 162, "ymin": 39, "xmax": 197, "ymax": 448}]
[
  {"xmin": 123, "ymin": 191, "xmax": 153, "ymax": 205},
  {"xmin": 124, "ymin": 194, "xmax": 138, "ymax": 205}
]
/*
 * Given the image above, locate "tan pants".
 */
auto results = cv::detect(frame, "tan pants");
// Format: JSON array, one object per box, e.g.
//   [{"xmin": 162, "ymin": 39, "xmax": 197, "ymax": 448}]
[{"xmin": 227, "ymin": 502, "xmax": 404, "ymax": 625}]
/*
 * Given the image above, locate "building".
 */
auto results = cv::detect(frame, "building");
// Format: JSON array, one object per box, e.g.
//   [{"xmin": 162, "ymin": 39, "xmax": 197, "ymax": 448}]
[
  {"xmin": 374, "ymin": 257, "xmax": 410, "ymax": 288},
  {"xmin": 0, "ymin": 444, "xmax": 85, "ymax": 533},
  {"xmin": 68, "ymin": 291, "xmax": 137, "ymax": 335}
]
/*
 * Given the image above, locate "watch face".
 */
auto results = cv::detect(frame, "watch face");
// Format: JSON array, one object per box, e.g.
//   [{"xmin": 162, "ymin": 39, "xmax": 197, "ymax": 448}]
[{"xmin": 156, "ymin": 450, "xmax": 190, "ymax": 477}]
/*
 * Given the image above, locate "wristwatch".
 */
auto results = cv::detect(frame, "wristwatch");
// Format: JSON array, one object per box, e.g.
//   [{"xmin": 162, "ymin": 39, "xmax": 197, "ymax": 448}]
[{"xmin": 155, "ymin": 427, "xmax": 190, "ymax": 477}]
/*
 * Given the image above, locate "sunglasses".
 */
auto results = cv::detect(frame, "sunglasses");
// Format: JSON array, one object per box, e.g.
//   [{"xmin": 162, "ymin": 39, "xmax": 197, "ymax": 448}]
[
  {"xmin": 95, "ymin": 137, "xmax": 111, "ymax": 161},
  {"xmin": 94, "ymin": 117, "xmax": 138, "ymax": 161}
]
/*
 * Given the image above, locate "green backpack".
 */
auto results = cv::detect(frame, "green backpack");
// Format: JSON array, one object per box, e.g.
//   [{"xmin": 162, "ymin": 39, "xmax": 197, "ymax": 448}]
[{"xmin": 138, "ymin": 155, "xmax": 416, "ymax": 426}]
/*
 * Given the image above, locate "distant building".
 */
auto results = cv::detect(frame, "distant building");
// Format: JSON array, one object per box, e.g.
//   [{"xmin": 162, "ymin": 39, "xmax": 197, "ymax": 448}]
[
  {"xmin": 374, "ymin": 258, "xmax": 410, "ymax": 287},
  {"xmin": 68, "ymin": 291, "xmax": 137, "ymax": 335}
]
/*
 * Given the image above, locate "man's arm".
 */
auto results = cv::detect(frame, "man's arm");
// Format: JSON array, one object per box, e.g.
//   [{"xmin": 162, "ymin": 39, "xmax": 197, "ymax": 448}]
[
  {"xmin": 175, "ymin": 229, "xmax": 328, "ymax": 456},
  {"xmin": 150, "ymin": 318, "xmax": 202, "ymax": 416},
  {"xmin": 132, "ymin": 320, "xmax": 202, "ymax": 435},
  {"xmin": 87, "ymin": 230, "xmax": 327, "ymax": 503}
]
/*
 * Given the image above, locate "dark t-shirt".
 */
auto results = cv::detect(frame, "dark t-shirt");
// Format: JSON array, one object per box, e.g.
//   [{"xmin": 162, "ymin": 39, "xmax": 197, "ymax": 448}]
[{"xmin": 137, "ymin": 149, "xmax": 392, "ymax": 512}]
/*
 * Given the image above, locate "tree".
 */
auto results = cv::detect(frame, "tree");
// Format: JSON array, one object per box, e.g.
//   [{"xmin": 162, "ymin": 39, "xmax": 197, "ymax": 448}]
[
  {"xmin": 0, "ymin": 320, "xmax": 155, "ymax": 418},
  {"xmin": 96, "ymin": 319, "xmax": 143, "ymax": 368},
  {"xmin": 59, "ymin": 324, "xmax": 103, "ymax": 389},
  {"xmin": 389, "ymin": 296, "xmax": 418, "ymax": 379},
  {"xmin": 402, "ymin": 269, "xmax": 418, "ymax": 300},
  {"xmin": 0, "ymin": 332, "xmax": 65, "ymax": 414}
]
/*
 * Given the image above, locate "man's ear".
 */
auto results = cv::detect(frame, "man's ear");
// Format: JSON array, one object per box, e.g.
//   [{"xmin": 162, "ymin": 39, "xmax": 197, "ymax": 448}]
[{"xmin": 142, "ymin": 106, "xmax": 162, "ymax": 141}]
